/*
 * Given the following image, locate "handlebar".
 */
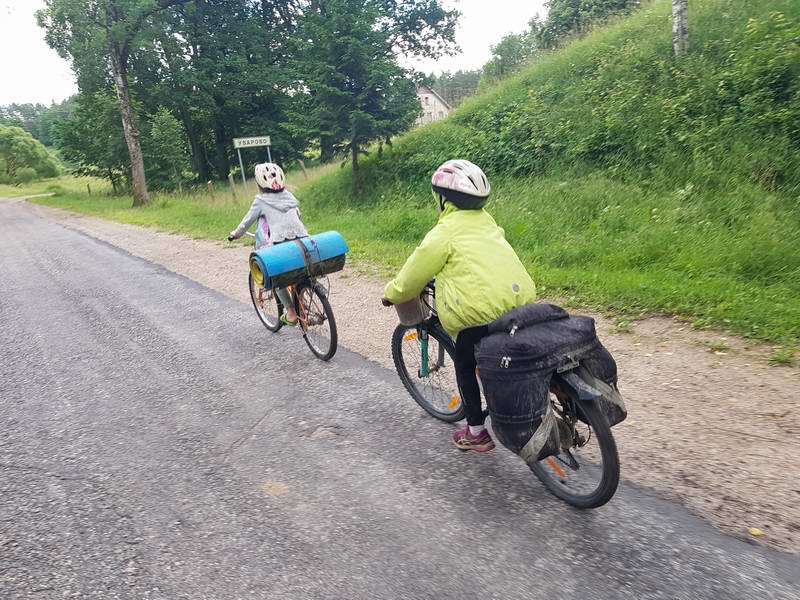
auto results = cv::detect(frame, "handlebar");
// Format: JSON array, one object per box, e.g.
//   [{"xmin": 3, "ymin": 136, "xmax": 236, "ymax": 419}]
[
  {"xmin": 382, "ymin": 279, "xmax": 436, "ymax": 313},
  {"xmin": 244, "ymin": 232, "xmax": 256, "ymax": 238}
]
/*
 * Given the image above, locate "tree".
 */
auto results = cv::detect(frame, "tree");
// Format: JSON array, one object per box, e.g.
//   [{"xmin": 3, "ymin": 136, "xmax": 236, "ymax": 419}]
[
  {"xmin": 139, "ymin": 0, "xmax": 303, "ymax": 180},
  {"xmin": 38, "ymin": 0, "xmax": 191, "ymax": 206},
  {"xmin": 145, "ymin": 108, "xmax": 191, "ymax": 190},
  {"xmin": 299, "ymin": 0, "xmax": 457, "ymax": 188},
  {"xmin": 480, "ymin": 29, "xmax": 539, "ymax": 88},
  {"xmin": 0, "ymin": 125, "xmax": 60, "ymax": 184},
  {"xmin": 429, "ymin": 70, "xmax": 482, "ymax": 108},
  {"xmin": 0, "ymin": 104, "xmax": 46, "ymax": 138},
  {"xmin": 538, "ymin": 0, "xmax": 640, "ymax": 49},
  {"xmin": 474, "ymin": 0, "xmax": 643, "ymax": 89},
  {"xmin": 54, "ymin": 92, "xmax": 130, "ymax": 192},
  {"xmin": 0, "ymin": 101, "xmax": 73, "ymax": 146},
  {"xmin": 672, "ymin": 0, "xmax": 688, "ymax": 56}
]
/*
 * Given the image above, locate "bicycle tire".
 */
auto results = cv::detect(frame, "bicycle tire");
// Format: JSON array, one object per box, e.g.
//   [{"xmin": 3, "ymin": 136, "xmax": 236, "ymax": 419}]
[
  {"xmin": 248, "ymin": 272, "xmax": 282, "ymax": 333},
  {"xmin": 530, "ymin": 399, "xmax": 620, "ymax": 509},
  {"xmin": 298, "ymin": 282, "xmax": 338, "ymax": 361},
  {"xmin": 391, "ymin": 321, "xmax": 465, "ymax": 422}
]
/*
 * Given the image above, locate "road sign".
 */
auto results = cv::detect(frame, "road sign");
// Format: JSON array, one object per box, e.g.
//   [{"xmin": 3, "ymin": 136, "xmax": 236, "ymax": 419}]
[
  {"xmin": 233, "ymin": 135, "xmax": 273, "ymax": 186},
  {"xmin": 233, "ymin": 136, "xmax": 271, "ymax": 149}
]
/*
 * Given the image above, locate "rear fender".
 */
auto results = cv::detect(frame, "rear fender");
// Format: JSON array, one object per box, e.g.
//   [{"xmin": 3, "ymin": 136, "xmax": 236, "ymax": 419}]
[{"xmin": 555, "ymin": 371, "xmax": 602, "ymax": 404}]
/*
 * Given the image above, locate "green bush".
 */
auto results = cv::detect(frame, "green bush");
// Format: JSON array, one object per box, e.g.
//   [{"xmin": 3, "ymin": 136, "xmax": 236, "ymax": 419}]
[
  {"xmin": 144, "ymin": 108, "xmax": 192, "ymax": 191},
  {"xmin": 15, "ymin": 167, "xmax": 38, "ymax": 183},
  {"xmin": 0, "ymin": 124, "xmax": 61, "ymax": 182}
]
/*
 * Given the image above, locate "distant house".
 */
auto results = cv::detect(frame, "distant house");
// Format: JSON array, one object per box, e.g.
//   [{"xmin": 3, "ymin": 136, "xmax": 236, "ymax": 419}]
[{"xmin": 415, "ymin": 84, "xmax": 451, "ymax": 126}]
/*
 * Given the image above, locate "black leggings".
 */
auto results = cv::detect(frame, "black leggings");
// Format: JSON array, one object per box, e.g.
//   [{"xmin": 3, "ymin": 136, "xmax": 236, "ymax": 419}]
[{"xmin": 454, "ymin": 325, "xmax": 489, "ymax": 427}]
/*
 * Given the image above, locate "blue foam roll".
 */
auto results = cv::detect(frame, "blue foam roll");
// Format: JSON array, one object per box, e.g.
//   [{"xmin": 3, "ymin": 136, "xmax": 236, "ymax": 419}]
[{"xmin": 249, "ymin": 231, "xmax": 349, "ymax": 289}]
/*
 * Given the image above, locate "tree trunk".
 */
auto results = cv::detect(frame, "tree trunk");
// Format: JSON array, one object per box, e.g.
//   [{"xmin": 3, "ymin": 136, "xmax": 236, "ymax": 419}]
[
  {"xmin": 672, "ymin": 0, "xmax": 688, "ymax": 57},
  {"xmin": 179, "ymin": 106, "xmax": 211, "ymax": 181},
  {"xmin": 320, "ymin": 135, "xmax": 334, "ymax": 163},
  {"xmin": 212, "ymin": 122, "xmax": 230, "ymax": 180},
  {"xmin": 110, "ymin": 48, "xmax": 149, "ymax": 207},
  {"xmin": 108, "ymin": 169, "xmax": 119, "ymax": 194},
  {"xmin": 351, "ymin": 142, "xmax": 361, "ymax": 193}
]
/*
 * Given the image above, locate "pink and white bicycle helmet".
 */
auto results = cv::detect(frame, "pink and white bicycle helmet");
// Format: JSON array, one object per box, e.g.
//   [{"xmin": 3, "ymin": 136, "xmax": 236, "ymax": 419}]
[
  {"xmin": 254, "ymin": 162, "xmax": 286, "ymax": 192},
  {"xmin": 431, "ymin": 159, "xmax": 491, "ymax": 210}
]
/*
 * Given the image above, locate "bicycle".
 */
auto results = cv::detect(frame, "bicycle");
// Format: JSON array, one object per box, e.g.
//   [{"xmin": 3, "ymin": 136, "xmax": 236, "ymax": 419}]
[
  {"xmin": 245, "ymin": 232, "xmax": 338, "ymax": 361},
  {"xmin": 390, "ymin": 281, "xmax": 620, "ymax": 508}
]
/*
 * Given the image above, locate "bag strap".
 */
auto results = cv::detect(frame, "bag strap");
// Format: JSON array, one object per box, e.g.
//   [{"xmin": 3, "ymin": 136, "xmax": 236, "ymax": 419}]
[
  {"xmin": 293, "ymin": 238, "xmax": 313, "ymax": 273},
  {"xmin": 293, "ymin": 237, "xmax": 322, "ymax": 277}
]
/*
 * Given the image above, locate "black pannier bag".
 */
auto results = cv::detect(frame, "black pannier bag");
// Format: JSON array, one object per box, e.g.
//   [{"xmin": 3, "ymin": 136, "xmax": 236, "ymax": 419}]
[{"xmin": 475, "ymin": 303, "xmax": 626, "ymax": 464}]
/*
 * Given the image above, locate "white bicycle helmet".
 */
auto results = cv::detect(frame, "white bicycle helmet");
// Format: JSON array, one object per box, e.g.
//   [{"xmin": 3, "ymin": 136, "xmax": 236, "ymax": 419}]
[
  {"xmin": 431, "ymin": 159, "xmax": 491, "ymax": 210},
  {"xmin": 254, "ymin": 162, "xmax": 286, "ymax": 192}
]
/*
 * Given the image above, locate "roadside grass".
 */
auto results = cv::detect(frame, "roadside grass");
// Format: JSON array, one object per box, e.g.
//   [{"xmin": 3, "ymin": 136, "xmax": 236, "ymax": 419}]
[
  {"xmin": 301, "ymin": 173, "xmax": 800, "ymax": 345},
  {"xmin": 614, "ymin": 319, "xmax": 634, "ymax": 334},
  {"xmin": 769, "ymin": 347, "xmax": 797, "ymax": 367},
  {"xmin": 30, "ymin": 169, "xmax": 800, "ymax": 345},
  {"xmin": 0, "ymin": 176, "xmax": 110, "ymax": 198},
  {"xmin": 704, "ymin": 339, "xmax": 731, "ymax": 354},
  {"xmin": 27, "ymin": 164, "xmax": 337, "ymax": 240}
]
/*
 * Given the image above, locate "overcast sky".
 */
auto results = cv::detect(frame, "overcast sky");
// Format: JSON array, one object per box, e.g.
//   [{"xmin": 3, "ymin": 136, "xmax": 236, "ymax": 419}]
[{"xmin": 0, "ymin": 0, "xmax": 547, "ymax": 106}]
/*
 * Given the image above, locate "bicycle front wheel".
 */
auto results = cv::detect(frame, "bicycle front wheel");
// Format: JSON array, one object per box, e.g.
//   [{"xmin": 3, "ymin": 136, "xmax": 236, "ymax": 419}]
[
  {"xmin": 297, "ymin": 282, "xmax": 338, "ymax": 361},
  {"xmin": 391, "ymin": 321, "xmax": 464, "ymax": 422},
  {"xmin": 529, "ymin": 398, "xmax": 620, "ymax": 509}
]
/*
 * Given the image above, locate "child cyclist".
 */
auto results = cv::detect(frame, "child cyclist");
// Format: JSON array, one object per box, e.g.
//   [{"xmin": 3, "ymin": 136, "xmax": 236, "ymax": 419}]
[
  {"xmin": 228, "ymin": 162, "xmax": 308, "ymax": 326},
  {"xmin": 382, "ymin": 160, "xmax": 537, "ymax": 453}
]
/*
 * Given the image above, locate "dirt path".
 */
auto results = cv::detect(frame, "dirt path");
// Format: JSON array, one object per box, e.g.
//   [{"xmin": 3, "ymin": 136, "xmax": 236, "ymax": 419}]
[{"xmin": 28, "ymin": 201, "xmax": 800, "ymax": 554}]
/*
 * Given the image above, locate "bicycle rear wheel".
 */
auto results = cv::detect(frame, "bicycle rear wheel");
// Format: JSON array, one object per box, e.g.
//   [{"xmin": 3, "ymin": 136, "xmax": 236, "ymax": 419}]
[
  {"xmin": 297, "ymin": 282, "xmax": 337, "ymax": 361},
  {"xmin": 529, "ymin": 396, "xmax": 619, "ymax": 508},
  {"xmin": 391, "ymin": 321, "xmax": 464, "ymax": 422},
  {"xmin": 249, "ymin": 273, "xmax": 282, "ymax": 332}
]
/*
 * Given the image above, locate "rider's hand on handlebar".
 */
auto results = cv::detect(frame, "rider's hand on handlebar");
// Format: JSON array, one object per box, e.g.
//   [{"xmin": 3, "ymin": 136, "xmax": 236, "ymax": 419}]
[{"xmin": 381, "ymin": 298, "xmax": 393, "ymax": 307}]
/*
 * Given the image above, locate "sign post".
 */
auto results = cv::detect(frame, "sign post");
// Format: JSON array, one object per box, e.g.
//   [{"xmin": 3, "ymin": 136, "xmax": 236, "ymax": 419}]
[
  {"xmin": 233, "ymin": 136, "xmax": 272, "ymax": 186},
  {"xmin": 236, "ymin": 148, "xmax": 247, "ymax": 186}
]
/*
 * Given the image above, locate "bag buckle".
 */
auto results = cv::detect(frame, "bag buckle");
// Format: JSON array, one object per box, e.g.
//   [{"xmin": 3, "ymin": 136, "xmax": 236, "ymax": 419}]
[{"xmin": 557, "ymin": 356, "xmax": 579, "ymax": 373}]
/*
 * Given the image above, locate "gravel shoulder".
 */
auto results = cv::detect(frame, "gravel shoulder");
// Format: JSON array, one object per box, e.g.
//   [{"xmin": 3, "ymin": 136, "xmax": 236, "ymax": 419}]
[{"xmin": 28, "ymin": 200, "xmax": 800, "ymax": 553}]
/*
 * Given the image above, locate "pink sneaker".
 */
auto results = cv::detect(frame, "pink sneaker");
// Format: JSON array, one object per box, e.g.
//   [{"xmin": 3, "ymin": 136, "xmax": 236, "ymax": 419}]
[{"xmin": 452, "ymin": 426, "xmax": 495, "ymax": 453}]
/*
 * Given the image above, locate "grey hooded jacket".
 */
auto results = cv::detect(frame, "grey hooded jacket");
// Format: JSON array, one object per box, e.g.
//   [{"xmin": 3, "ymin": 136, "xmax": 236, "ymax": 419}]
[{"xmin": 233, "ymin": 190, "xmax": 308, "ymax": 244}]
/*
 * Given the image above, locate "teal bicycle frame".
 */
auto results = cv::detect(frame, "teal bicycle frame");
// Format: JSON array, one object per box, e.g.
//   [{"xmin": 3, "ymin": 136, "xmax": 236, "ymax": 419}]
[{"xmin": 415, "ymin": 280, "xmax": 447, "ymax": 379}]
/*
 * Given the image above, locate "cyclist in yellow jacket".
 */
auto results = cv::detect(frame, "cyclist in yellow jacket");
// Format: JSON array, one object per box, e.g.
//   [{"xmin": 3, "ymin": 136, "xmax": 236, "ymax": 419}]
[{"xmin": 383, "ymin": 160, "xmax": 537, "ymax": 452}]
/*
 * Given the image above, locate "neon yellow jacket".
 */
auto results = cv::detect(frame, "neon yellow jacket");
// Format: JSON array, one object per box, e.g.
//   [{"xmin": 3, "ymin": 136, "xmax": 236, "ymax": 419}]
[{"xmin": 384, "ymin": 203, "xmax": 537, "ymax": 338}]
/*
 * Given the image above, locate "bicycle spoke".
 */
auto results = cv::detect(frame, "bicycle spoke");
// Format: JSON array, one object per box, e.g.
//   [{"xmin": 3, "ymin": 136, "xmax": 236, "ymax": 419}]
[
  {"xmin": 540, "ymin": 416, "xmax": 604, "ymax": 495},
  {"xmin": 298, "ymin": 285, "xmax": 335, "ymax": 358},
  {"xmin": 249, "ymin": 275, "xmax": 281, "ymax": 331},
  {"xmin": 400, "ymin": 333, "xmax": 458, "ymax": 414}
]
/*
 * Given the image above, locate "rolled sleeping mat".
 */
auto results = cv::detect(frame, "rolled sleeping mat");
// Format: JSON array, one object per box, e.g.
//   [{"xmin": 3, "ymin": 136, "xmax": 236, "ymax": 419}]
[{"xmin": 249, "ymin": 231, "xmax": 349, "ymax": 290}]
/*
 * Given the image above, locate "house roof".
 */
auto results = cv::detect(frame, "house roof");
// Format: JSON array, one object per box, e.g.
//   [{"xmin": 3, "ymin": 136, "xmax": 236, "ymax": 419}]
[{"xmin": 416, "ymin": 84, "xmax": 451, "ymax": 110}]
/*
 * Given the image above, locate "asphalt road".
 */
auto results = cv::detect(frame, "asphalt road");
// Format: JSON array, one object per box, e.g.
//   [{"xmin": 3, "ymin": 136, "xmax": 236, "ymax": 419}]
[{"xmin": 1, "ymin": 200, "xmax": 798, "ymax": 599}]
